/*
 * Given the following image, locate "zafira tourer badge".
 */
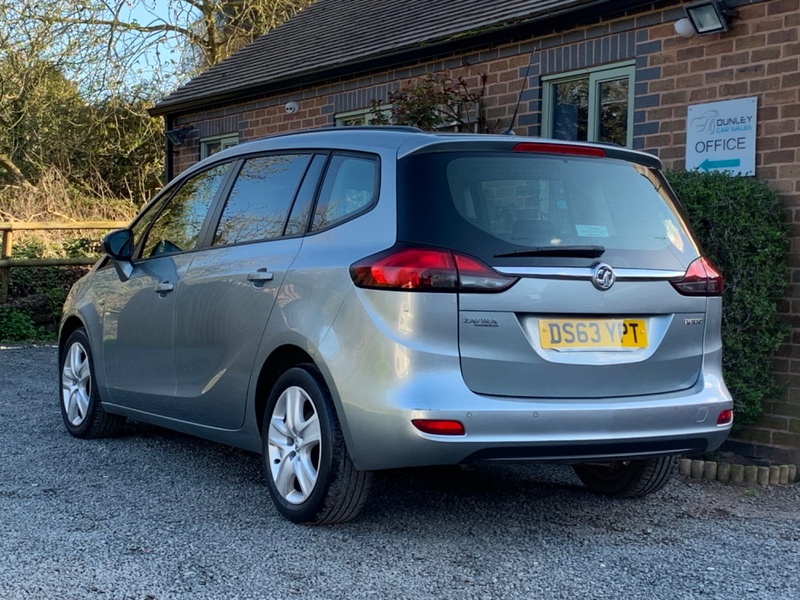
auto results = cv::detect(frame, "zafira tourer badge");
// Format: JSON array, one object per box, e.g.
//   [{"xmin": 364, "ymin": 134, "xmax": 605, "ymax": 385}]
[{"xmin": 591, "ymin": 263, "xmax": 615, "ymax": 291}]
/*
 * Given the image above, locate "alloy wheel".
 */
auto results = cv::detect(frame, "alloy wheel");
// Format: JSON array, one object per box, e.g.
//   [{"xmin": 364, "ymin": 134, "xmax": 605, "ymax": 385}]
[
  {"xmin": 61, "ymin": 341, "xmax": 91, "ymax": 426},
  {"xmin": 266, "ymin": 385, "xmax": 322, "ymax": 504}
]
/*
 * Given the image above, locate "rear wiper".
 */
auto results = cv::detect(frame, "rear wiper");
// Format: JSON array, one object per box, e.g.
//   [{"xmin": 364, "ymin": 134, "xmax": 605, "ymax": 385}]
[{"xmin": 494, "ymin": 245, "xmax": 606, "ymax": 258}]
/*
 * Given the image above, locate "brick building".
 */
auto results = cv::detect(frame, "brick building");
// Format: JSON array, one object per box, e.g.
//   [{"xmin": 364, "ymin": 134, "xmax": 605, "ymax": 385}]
[{"xmin": 150, "ymin": 0, "xmax": 800, "ymax": 462}]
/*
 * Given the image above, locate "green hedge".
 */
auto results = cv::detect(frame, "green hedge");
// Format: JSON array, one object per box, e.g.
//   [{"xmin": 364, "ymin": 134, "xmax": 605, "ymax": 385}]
[
  {"xmin": 666, "ymin": 170, "xmax": 789, "ymax": 427},
  {"xmin": 0, "ymin": 240, "xmax": 87, "ymax": 342}
]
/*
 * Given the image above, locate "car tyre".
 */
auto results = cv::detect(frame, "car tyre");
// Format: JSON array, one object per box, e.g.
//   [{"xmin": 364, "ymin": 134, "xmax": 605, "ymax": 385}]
[
  {"xmin": 572, "ymin": 455, "xmax": 677, "ymax": 497},
  {"xmin": 59, "ymin": 328, "xmax": 125, "ymax": 438},
  {"xmin": 262, "ymin": 365, "xmax": 372, "ymax": 524}
]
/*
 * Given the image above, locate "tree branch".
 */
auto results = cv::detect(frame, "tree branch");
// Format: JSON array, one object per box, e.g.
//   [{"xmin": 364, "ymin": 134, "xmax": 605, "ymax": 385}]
[
  {"xmin": 0, "ymin": 154, "xmax": 32, "ymax": 187},
  {"xmin": 56, "ymin": 17, "xmax": 199, "ymax": 44}
]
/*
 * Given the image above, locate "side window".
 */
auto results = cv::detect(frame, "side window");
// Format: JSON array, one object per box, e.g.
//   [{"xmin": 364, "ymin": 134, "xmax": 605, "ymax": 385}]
[
  {"xmin": 129, "ymin": 191, "xmax": 173, "ymax": 247},
  {"xmin": 311, "ymin": 155, "xmax": 378, "ymax": 232},
  {"xmin": 213, "ymin": 154, "xmax": 311, "ymax": 246},
  {"xmin": 285, "ymin": 154, "xmax": 327, "ymax": 236},
  {"xmin": 140, "ymin": 163, "xmax": 230, "ymax": 259}
]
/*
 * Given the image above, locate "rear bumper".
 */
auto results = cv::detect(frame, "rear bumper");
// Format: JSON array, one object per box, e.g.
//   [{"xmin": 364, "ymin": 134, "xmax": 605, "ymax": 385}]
[
  {"xmin": 334, "ymin": 371, "xmax": 732, "ymax": 471},
  {"xmin": 463, "ymin": 437, "xmax": 715, "ymax": 463},
  {"xmin": 324, "ymin": 287, "xmax": 732, "ymax": 471}
]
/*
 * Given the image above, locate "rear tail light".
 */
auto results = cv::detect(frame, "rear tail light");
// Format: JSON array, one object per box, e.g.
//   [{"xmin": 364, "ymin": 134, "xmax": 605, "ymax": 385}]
[
  {"xmin": 350, "ymin": 244, "xmax": 517, "ymax": 292},
  {"xmin": 513, "ymin": 142, "xmax": 606, "ymax": 158},
  {"xmin": 412, "ymin": 419, "xmax": 466, "ymax": 435},
  {"xmin": 670, "ymin": 257, "xmax": 723, "ymax": 296},
  {"xmin": 717, "ymin": 409, "xmax": 733, "ymax": 426}
]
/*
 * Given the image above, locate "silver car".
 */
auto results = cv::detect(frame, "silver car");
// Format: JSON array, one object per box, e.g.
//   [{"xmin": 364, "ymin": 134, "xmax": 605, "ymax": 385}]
[{"xmin": 59, "ymin": 128, "xmax": 733, "ymax": 524}]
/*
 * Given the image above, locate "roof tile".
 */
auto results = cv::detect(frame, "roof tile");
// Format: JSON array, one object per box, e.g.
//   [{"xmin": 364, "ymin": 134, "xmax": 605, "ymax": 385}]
[{"xmin": 152, "ymin": 0, "xmax": 636, "ymax": 115}]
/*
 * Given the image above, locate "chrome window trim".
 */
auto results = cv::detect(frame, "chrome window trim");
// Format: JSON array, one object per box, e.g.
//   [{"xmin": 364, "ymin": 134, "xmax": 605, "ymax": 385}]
[{"xmin": 493, "ymin": 266, "xmax": 685, "ymax": 280}]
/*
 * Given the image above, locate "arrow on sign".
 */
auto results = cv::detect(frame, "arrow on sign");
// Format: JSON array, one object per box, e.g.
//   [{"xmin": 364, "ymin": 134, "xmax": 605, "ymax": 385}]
[{"xmin": 699, "ymin": 158, "xmax": 741, "ymax": 171}]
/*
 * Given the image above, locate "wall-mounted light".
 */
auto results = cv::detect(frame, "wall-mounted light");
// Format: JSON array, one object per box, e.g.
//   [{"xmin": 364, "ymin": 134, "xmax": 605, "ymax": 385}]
[
  {"xmin": 164, "ymin": 126, "xmax": 193, "ymax": 146},
  {"xmin": 675, "ymin": 1, "xmax": 738, "ymax": 37}
]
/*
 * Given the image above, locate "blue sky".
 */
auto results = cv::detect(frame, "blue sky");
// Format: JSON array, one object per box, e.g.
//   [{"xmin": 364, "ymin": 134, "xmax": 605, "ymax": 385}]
[{"xmin": 120, "ymin": 1, "xmax": 183, "ymax": 92}]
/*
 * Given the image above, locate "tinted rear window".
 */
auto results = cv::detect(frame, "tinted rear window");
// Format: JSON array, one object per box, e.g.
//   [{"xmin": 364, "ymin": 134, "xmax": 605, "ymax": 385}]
[
  {"xmin": 397, "ymin": 151, "xmax": 699, "ymax": 270},
  {"xmin": 311, "ymin": 154, "xmax": 378, "ymax": 232}
]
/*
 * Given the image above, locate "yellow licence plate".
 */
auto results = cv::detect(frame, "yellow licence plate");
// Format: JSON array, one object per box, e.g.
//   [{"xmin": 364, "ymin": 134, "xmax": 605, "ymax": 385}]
[{"xmin": 538, "ymin": 319, "xmax": 647, "ymax": 350}]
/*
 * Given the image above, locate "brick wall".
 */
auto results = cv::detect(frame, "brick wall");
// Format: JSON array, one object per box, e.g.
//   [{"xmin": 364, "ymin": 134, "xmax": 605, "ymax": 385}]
[
  {"xmin": 167, "ymin": 0, "xmax": 800, "ymax": 461},
  {"xmin": 634, "ymin": 0, "xmax": 800, "ymax": 463},
  {"xmin": 171, "ymin": 50, "xmax": 538, "ymax": 169}
]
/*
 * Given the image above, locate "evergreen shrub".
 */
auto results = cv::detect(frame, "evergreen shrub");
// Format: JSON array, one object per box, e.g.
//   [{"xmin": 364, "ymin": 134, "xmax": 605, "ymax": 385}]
[
  {"xmin": 0, "ymin": 306, "xmax": 43, "ymax": 342},
  {"xmin": 666, "ymin": 170, "xmax": 789, "ymax": 428}
]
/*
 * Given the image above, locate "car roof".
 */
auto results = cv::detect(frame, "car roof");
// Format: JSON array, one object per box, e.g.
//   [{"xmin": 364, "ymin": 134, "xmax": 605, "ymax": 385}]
[{"xmin": 183, "ymin": 126, "xmax": 662, "ymax": 179}]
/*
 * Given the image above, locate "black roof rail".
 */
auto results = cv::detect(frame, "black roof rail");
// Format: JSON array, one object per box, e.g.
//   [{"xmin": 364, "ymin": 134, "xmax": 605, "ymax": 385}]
[
  {"xmin": 322, "ymin": 125, "xmax": 424, "ymax": 133},
  {"xmin": 264, "ymin": 125, "xmax": 425, "ymax": 140}
]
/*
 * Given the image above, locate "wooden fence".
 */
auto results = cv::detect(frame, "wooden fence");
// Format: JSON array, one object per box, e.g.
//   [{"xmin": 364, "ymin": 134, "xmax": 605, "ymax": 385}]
[{"xmin": 0, "ymin": 221, "xmax": 128, "ymax": 304}]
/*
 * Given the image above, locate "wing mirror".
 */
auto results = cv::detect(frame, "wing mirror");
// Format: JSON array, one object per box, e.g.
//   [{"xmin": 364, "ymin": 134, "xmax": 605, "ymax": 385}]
[{"xmin": 102, "ymin": 229, "xmax": 134, "ymax": 281}]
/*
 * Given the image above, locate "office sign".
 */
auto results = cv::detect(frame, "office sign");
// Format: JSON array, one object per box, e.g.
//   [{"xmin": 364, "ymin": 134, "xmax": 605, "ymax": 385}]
[{"xmin": 685, "ymin": 97, "xmax": 757, "ymax": 176}]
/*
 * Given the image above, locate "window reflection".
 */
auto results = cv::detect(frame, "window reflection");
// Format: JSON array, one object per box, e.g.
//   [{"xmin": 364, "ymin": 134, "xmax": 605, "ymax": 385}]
[
  {"xmin": 598, "ymin": 78, "xmax": 629, "ymax": 146},
  {"xmin": 311, "ymin": 156, "xmax": 378, "ymax": 232},
  {"xmin": 552, "ymin": 78, "xmax": 589, "ymax": 142},
  {"xmin": 214, "ymin": 154, "xmax": 311, "ymax": 245},
  {"xmin": 141, "ymin": 163, "xmax": 230, "ymax": 258}
]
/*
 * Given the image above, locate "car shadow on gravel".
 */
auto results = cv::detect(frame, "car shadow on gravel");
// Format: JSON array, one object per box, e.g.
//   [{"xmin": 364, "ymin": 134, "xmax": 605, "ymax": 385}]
[
  {"xmin": 366, "ymin": 464, "xmax": 604, "ymax": 518},
  {"xmin": 94, "ymin": 420, "xmax": 625, "ymax": 525},
  {"xmin": 57, "ymin": 417, "xmax": 797, "ymax": 532}
]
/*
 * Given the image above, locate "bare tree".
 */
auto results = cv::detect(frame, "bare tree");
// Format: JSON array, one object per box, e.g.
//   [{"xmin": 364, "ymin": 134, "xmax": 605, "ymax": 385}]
[
  {"xmin": 0, "ymin": 1, "xmax": 162, "ymax": 204},
  {"xmin": 26, "ymin": 0, "xmax": 315, "ymax": 88},
  {"xmin": 0, "ymin": 0, "xmax": 314, "ymax": 212}
]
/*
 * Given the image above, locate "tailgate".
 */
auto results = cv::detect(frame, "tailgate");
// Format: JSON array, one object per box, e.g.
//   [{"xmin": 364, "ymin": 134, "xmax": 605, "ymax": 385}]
[{"xmin": 458, "ymin": 271, "xmax": 707, "ymax": 398}]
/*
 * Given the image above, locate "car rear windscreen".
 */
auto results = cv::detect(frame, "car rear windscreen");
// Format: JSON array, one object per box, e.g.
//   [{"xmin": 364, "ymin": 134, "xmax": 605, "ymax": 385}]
[{"xmin": 397, "ymin": 151, "xmax": 700, "ymax": 270}]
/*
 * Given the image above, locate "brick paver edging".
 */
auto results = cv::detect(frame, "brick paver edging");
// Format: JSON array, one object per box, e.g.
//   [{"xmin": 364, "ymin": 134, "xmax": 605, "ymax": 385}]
[{"xmin": 678, "ymin": 459, "xmax": 798, "ymax": 486}]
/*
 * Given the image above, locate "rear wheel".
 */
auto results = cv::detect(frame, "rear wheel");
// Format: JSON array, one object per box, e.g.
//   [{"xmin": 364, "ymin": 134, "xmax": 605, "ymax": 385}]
[
  {"xmin": 573, "ymin": 455, "xmax": 677, "ymax": 497},
  {"xmin": 262, "ymin": 365, "xmax": 372, "ymax": 524},
  {"xmin": 59, "ymin": 328, "xmax": 125, "ymax": 438}
]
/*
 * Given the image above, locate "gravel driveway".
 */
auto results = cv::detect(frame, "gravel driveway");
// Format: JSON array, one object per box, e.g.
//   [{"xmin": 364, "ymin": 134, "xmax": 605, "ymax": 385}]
[{"xmin": 1, "ymin": 344, "xmax": 798, "ymax": 600}]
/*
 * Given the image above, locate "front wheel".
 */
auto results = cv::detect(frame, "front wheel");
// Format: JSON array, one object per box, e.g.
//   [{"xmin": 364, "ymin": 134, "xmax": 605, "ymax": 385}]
[
  {"xmin": 59, "ymin": 328, "xmax": 125, "ymax": 438},
  {"xmin": 573, "ymin": 455, "xmax": 677, "ymax": 497},
  {"xmin": 262, "ymin": 365, "xmax": 372, "ymax": 524}
]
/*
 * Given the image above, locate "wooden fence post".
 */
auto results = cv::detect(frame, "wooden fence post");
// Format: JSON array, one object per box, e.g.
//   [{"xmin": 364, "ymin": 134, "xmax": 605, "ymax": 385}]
[
  {"xmin": 0, "ymin": 221, "xmax": 126, "ymax": 305},
  {"xmin": 1, "ymin": 228, "xmax": 11, "ymax": 258}
]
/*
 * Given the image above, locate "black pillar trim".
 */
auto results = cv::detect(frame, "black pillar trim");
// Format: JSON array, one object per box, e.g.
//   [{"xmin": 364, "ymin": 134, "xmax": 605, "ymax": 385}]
[{"xmin": 164, "ymin": 114, "xmax": 174, "ymax": 184}]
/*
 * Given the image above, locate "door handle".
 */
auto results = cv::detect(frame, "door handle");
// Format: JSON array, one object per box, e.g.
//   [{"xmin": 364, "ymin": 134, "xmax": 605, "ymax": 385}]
[
  {"xmin": 155, "ymin": 281, "xmax": 174, "ymax": 294},
  {"xmin": 247, "ymin": 269, "xmax": 275, "ymax": 283}
]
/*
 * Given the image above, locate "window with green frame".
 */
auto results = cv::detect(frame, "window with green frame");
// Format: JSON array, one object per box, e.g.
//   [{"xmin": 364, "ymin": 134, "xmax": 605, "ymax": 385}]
[
  {"xmin": 335, "ymin": 105, "xmax": 391, "ymax": 127},
  {"xmin": 200, "ymin": 133, "xmax": 239, "ymax": 159},
  {"xmin": 542, "ymin": 62, "xmax": 635, "ymax": 148}
]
